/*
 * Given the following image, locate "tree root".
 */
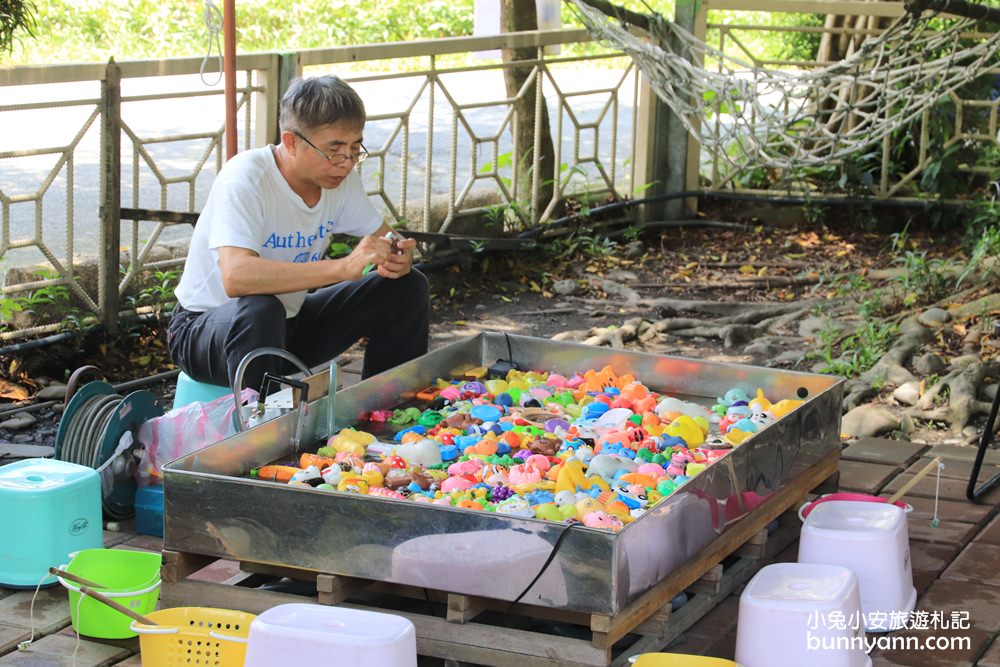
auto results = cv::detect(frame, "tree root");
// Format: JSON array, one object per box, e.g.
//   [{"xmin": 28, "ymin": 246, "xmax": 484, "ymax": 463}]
[
  {"xmin": 551, "ymin": 270, "xmax": 998, "ymax": 439},
  {"xmin": 905, "ymin": 358, "xmax": 1000, "ymax": 433}
]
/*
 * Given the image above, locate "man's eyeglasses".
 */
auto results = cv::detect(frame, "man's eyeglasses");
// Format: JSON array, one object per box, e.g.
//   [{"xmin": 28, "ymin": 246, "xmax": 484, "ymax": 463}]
[{"xmin": 293, "ymin": 130, "xmax": 368, "ymax": 166}]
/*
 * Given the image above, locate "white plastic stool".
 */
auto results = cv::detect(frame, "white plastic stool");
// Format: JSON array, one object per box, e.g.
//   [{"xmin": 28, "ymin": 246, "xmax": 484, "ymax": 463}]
[
  {"xmin": 799, "ymin": 500, "xmax": 916, "ymax": 632},
  {"xmin": 243, "ymin": 603, "xmax": 416, "ymax": 667},
  {"xmin": 735, "ymin": 562, "xmax": 871, "ymax": 667},
  {"xmin": 172, "ymin": 371, "xmax": 230, "ymax": 410}
]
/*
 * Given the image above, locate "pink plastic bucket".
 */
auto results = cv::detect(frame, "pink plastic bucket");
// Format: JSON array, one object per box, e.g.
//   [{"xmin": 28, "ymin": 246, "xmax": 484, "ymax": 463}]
[{"xmin": 798, "ymin": 492, "xmax": 912, "ymax": 522}]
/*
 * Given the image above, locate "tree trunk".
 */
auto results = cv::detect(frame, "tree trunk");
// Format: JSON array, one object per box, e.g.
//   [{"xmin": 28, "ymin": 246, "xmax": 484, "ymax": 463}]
[{"xmin": 500, "ymin": 0, "xmax": 556, "ymax": 224}]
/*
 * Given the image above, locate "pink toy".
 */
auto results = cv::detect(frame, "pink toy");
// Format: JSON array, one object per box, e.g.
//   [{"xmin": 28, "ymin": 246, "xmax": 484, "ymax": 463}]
[
  {"xmin": 582, "ymin": 511, "xmax": 612, "ymax": 528},
  {"xmin": 508, "ymin": 464, "xmax": 543, "ymax": 485},
  {"xmin": 368, "ymin": 487, "xmax": 406, "ymax": 500},
  {"xmin": 546, "ymin": 373, "xmax": 568, "ymax": 388},
  {"xmin": 610, "ymin": 397, "xmax": 633, "ymax": 410},
  {"xmin": 597, "ymin": 430, "xmax": 629, "ymax": 453},
  {"xmin": 439, "ymin": 386, "xmax": 461, "ymax": 401},
  {"xmin": 582, "ymin": 511, "xmax": 624, "ymax": 531},
  {"xmin": 524, "ymin": 454, "xmax": 552, "ymax": 472},
  {"xmin": 530, "ymin": 386, "xmax": 551, "ymax": 400},
  {"xmin": 636, "ymin": 462, "xmax": 666, "ymax": 479},
  {"xmin": 440, "ymin": 476, "xmax": 474, "ymax": 493},
  {"xmin": 447, "ymin": 459, "xmax": 483, "ymax": 476}
]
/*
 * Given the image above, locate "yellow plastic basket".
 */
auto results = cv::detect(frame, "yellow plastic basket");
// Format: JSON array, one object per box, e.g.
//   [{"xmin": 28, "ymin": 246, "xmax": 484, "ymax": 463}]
[{"xmin": 130, "ymin": 606, "xmax": 255, "ymax": 667}]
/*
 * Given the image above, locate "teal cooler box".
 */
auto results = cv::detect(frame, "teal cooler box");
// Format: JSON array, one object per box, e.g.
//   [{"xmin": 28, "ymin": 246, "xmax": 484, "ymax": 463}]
[
  {"xmin": 0, "ymin": 458, "xmax": 102, "ymax": 587},
  {"xmin": 135, "ymin": 485, "xmax": 164, "ymax": 537}
]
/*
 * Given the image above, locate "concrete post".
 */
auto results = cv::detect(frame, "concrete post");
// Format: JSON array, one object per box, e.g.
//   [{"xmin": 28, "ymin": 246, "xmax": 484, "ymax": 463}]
[
  {"xmin": 99, "ymin": 59, "xmax": 121, "ymax": 333},
  {"xmin": 635, "ymin": 0, "xmax": 698, "ymax": 222},
  {"xmin": 254, "ymin": 52, "xmax": 301, "ymax": 148}
]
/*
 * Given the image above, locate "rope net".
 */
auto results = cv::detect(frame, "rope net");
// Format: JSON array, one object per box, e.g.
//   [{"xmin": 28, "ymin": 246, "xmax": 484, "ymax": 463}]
[{"xmin": 568, "ymin": 0, "xmax": 1000, "ymax": 172}]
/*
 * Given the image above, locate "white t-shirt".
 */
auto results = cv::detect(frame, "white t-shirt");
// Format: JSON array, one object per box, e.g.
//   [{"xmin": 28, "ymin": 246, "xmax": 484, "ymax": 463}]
[{"xmin": 175, "ymin": 146, "xmax": 381, "ymax": 318}]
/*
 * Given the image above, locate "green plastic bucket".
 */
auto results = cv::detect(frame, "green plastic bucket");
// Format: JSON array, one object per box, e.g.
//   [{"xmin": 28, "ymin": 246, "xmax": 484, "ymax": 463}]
[{"xmin": 58, "ymin": 548, "xmax": 162, "ymax": 639}]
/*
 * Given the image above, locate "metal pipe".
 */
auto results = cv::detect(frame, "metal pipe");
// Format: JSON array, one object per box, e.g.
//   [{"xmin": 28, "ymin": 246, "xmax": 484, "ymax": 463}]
[
  {"xmin": 224, "ymin": 0, "xmax": 237, "ymax": 159},
  {"xmin": 327, "ymin": 361, "xmax": 338, "ymax": 437},
  {"xmin": 232, "ymin": 347, "xmax": 311, "ymax": 432}
]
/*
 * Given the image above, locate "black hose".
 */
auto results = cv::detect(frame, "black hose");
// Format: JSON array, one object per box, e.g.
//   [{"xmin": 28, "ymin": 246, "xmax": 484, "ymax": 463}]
[
  {"xmin": 518, "ymin": 189, "xmax": 965, "ymax": 240},
  {"xmin": 0, "ymin": 331, "xmax": 75, "ymax": 356},
  {"xmin": 0, "ymin": 310, "xmax": 171, "ymax": 357}
]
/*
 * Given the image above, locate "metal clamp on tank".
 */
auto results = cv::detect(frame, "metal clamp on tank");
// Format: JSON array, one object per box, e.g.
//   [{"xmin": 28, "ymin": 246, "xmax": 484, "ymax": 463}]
[{"xmin": 256, "ymin": 373, "xmax": 310, "ymax": 453}]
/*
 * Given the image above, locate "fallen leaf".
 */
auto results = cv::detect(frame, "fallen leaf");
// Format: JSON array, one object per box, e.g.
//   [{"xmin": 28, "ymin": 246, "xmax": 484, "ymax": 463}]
[
  {"xmin": 0, "ymin": 379, "xmax": 30, "ymax": 401},
  {"xmin": 738, "ymin": 265, "xmax": 756, "ymax": 274}
]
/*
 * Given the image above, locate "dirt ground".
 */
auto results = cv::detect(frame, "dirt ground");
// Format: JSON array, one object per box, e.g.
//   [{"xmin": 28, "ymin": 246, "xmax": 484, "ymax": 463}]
[{"xmin": 423, "ymin": 219, "xmax": 963, "ymax": 357}]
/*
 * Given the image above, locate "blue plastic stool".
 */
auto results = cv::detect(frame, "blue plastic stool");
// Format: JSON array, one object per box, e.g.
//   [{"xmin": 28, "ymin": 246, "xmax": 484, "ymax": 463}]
[{"xmin": 172, "ymin": 371, "xmax": 230, "ymax": 410}]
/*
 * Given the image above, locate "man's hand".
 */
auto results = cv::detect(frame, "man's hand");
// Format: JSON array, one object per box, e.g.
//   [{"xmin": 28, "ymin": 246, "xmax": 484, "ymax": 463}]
[
  {"xmin": 346, "ymin": 233, "xmax": 394, "ymax": 279},
  {"xmin": 376, "ymin": 235, "xmax": 416, "ymax": 279}
]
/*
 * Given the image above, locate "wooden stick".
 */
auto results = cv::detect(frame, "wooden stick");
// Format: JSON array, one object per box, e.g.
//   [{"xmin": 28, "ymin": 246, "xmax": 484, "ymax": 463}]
[
  {"xmin": 887, "ymin": 456, "xmax": 943, "ymax": 504},
  {"xmin": 78, "ymin": 586, "xmax": 158, "ymax": 626},
  {"xmin": 48, "ymin": 567, "xmax": 104, "ymax": 589}
]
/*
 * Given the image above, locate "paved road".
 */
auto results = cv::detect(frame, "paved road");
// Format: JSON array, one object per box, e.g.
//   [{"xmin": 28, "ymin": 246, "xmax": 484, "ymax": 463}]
[{"xmin": 0, "ymin": 67, "xmax": 636, "ymax": 279}]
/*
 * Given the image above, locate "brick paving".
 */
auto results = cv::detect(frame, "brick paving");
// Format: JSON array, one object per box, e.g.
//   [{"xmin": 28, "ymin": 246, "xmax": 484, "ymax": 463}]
[
  {"xmin": 0, "ymin": 436, "xmax": 997, "ymax": 665},
  {"xmin": 692, "ymin": 438, "xmax": 1000, "ymax": 666}
]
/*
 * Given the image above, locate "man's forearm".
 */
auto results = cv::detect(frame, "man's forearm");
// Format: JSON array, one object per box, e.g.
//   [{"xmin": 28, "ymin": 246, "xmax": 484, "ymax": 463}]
[{"xmin": 221, "ymin": 253, "xmax": 350, "ymax": 297}]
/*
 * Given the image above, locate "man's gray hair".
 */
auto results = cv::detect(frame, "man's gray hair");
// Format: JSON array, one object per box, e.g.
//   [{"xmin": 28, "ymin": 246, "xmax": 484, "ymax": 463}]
[{"xmin": 279, "ymin": 76, "xmax": 366, "ymax": 134}]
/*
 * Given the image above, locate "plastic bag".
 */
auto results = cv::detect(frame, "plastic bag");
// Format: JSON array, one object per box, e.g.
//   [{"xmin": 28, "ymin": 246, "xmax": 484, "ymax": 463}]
[{"xmin": 135, "ymin": 388, "xmax": 257, "ymax": 486}]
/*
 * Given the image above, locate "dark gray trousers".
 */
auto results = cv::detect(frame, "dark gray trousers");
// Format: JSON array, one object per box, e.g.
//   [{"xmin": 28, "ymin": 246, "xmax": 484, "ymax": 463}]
[{"xmin": 168, "ymin": 270, "xmax": 429, "ymax": 390}]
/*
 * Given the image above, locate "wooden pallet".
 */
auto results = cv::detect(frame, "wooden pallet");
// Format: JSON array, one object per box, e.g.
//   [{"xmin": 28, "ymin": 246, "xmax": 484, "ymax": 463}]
[{"xmin": 160, "ymin": 447, "xmax": 839, "ymax": 667}]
